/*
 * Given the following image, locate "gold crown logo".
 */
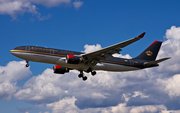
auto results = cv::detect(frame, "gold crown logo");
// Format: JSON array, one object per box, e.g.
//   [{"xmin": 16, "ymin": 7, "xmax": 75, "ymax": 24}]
[{"xmin": 146, "ymin": 50, "xmax": 153, "ymax": 56}]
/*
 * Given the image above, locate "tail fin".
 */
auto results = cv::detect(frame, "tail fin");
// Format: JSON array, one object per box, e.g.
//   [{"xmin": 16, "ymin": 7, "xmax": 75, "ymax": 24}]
[{"xmin": 133, "ymin": 41, "xmax": 162, "ymax": 61}]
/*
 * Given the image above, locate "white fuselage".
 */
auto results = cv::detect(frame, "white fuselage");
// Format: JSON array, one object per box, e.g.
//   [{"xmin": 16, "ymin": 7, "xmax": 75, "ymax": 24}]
[{"xmin": 10, "ymin": 50, "xmax": 140, "ymax": 72}]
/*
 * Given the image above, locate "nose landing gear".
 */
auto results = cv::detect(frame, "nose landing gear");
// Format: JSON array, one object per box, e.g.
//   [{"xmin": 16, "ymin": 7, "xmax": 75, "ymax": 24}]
[{"xmin": 26, "ymin": 60, "xmax": 29, "ymax": 67}]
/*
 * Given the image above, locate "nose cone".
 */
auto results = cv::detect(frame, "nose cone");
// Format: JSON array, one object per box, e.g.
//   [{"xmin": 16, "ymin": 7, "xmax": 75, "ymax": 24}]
[
  {"xmin": 10, "ymin": 49, "xmax": 18, "ymax": 56},
  {"xmin": 10, "ymin": 49, "xmax": 14, "ymax": 54},
  {"xmin": 10, "ymin": 49, "xmax": 24, "ymax": 59}
]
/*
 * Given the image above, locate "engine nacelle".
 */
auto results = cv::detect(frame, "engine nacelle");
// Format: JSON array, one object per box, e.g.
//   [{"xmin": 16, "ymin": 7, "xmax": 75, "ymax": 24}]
[
  {"xmin": 53, "ymin": 65, "xmax": 69, "ymax": 74},
  {"xmin": 66, "ymin": 55, "xmax": 84, "ymax": 64}
]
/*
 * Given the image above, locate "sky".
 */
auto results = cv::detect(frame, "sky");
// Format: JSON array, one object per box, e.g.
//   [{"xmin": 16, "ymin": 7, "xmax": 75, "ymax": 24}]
[{"xmin": 1, "ymin": 0, "xmax": 180, "ymax": 113}]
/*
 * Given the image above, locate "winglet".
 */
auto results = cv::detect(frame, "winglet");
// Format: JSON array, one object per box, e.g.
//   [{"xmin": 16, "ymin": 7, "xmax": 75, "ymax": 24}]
[{"xmin": 138, "ymin": 32, "xmax": 146, "ymax": 38}]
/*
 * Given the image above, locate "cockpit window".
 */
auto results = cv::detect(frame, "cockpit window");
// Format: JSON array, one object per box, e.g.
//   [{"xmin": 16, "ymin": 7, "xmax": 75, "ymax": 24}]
[{"xmin": 14, "ymin": 46, "xmax": 25, "ymax": 50}]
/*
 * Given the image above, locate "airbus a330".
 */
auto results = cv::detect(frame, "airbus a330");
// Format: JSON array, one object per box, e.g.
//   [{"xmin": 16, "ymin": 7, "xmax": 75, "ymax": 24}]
[{"xmin": 10, "ymin": 32, "xmax": 170, "ymax": 81}]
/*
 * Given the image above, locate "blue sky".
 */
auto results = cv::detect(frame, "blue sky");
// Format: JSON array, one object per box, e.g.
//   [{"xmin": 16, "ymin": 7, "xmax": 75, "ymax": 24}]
[{"xmin": 1, "ymin": 0, "xmax": 180, "ymax": 113}]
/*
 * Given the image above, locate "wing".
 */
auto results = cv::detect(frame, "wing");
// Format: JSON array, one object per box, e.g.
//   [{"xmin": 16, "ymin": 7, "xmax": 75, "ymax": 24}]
[{"xmin": 81, "ymin": 32, "xmax": 146, "ymax": 66}]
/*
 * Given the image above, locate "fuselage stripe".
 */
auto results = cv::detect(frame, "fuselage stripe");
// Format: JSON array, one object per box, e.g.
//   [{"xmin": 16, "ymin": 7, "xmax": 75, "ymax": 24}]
[
  {"xmin": 10, "ymin": 50, "xmax": 66, "ymax": 57},
  {"xmin": 11, "ymin": 49, "xmax": 144, "ymax": 69}
]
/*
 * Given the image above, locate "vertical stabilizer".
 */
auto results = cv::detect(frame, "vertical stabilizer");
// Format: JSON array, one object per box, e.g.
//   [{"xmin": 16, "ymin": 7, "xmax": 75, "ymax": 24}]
[{"xmin": 133, "ymin": 41, "xmax": 162, "ymax": 61}]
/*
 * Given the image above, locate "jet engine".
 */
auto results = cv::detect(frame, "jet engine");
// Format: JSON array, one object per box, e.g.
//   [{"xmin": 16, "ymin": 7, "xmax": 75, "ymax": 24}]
[
  {"xmin": 66, "ymin": 55, "xmax": 84, "ymax": 64},
  {"xmin": 53, "ymin": 65, "xmax": 69, "ymax": 74}
]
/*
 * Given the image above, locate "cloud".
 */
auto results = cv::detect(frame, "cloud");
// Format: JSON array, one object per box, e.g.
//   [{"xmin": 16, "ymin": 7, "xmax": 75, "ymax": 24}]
[
  {"xmin": 47, "ymin": 96, "xmax": 79, "ymax": 113},
  {"xmin": 0, "ymin": 0, "xmax": 83, "ymax": 20},
  {"xmin": 156, "ymin": 26, "xmax": 180, "ymax": 75},
  {"xmin": 36, "ymin": 13, "xmax": 52, "ymax": 21},
  {"xmin": 0, "ymin": 61, "xmax": 31, "ymax": 82},
  {"xmin": 13, "ymin": 60, "xmax": 165, "ymax": 112},
  {"xmin": 0, "ymin": 1, "xmax": 38, "ymax": 19},
  {"xmin": 158, "ymin": 74, "xmax": 180, "ymax": 98},
  {"xmin": 46, "ymin": 96, "xmax": 167, "ymax": 113},
  {"xmin": 0, "ymin": 82, "xmax": 17, "ymax": 100},
  {"xmin": 0, "ymin": 61, "xmax": 31, "ymax": 100},
  {"xmin": 73, "ymin": 0, "xmax": 84, "ymax": 10},
  {"xmin": 30, "ymin": 0, "xmax": 71, "ymax": 7},
  {"xmin": 82, "ymin": 44, "xmax": 102, "ymax": 53},
  {"xmin": 14, "ymin": 68, "xmax": 67, "ymax": 103},
  {"xmin": 129, "ymin": 105, "xmax": 166, "ymax": 113}
]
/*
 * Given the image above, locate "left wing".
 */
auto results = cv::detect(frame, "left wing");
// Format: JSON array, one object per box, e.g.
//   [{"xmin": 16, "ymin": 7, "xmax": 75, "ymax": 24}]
[{"xmin": 81, "ymin": 32, "xmax": 146, "ymax": 65}]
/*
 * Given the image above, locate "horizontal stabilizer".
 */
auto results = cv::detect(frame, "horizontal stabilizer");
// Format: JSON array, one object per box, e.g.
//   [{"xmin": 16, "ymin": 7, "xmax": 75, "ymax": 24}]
[{"xmin": 144, "ymin": 57, "xmax": 170, "ymax": 66}]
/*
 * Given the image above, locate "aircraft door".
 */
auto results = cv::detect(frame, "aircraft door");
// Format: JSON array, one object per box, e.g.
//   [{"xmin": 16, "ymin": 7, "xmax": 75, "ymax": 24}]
[
  {"xmin": 25, "ymin": 46, "xmax": 31, "ymax": 51},
  {"xmin": 50, "ymin": 49, "xmax": 54, "ymax": 54},
  {"xmin": 130, "ymin": 60, "xmax": 134, "ymax": 65}
]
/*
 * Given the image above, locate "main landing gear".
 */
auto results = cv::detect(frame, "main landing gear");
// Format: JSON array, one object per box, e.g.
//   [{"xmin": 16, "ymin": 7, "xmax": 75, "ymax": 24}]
[
  {"xmin": 78, "ymin": 71, "xmax": 87, "ymax": 81},
  {"xmin": 87, "ymin": 68, "xmax": 96, "ymax": 76},
  {"xmin": 78, "ymin": 68, "xmax": 97, "ymax": 81},
  {"xmin": 26, "ymin": 60, "xmax": 29, "ymax": 67}
]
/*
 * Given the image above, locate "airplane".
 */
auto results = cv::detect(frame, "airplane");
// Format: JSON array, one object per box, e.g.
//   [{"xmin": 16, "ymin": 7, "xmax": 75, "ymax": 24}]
[{"xmin": 10, "ymin": 32, "xmax": 170, "ymax": 81}]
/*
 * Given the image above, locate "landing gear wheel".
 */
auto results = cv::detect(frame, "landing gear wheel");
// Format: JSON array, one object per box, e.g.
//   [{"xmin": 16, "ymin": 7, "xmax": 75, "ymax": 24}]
[
  {"xmin": 78, "ymin": 70, "xmax": 88, "ymax": 81},
  {"xmin": 26, "ymin": 64, "xmax": 29, "ymax": 67},
  {"xmin": 82, "ymin": 76, "xmax": 87, "ymax": 81},
  {"xmin": 91, "ymin": 71, "xmax": 96, "ymax": 76},
  {"xmin": 25, "ymin": 60, "xmax": 29, "ymax": 67},
  {"xmin": 78, "ymin": 74, "xmax": 83, "ymax": 78}
]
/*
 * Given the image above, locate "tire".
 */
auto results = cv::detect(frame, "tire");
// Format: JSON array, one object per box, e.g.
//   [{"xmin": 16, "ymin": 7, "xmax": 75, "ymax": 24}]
[
  {"xmin": 83, "ymin": 76, "xmax": 87, "ymax": 81},
  {"xmin": 91, "ymin": 71, "xmax": 96, "ymax": 76},
  {"xmin": 78, "ymin": 74, "xmax": 83, "ymax": 78},
  {"xmin": 26, "ymin": 64, "xmax": 29, "ymax": 67}
]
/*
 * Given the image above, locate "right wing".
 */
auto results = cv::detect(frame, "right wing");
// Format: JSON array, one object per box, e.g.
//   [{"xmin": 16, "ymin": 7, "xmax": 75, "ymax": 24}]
[{"xmin": 81, "ymin": 32, "xmax": 146, "ymax": 66}]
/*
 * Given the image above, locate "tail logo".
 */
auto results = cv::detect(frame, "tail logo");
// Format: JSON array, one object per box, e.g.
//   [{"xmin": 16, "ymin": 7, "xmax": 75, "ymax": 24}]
[{"xmin": 146, "ymin": 50, "xmax": 153, "ymax": 56}]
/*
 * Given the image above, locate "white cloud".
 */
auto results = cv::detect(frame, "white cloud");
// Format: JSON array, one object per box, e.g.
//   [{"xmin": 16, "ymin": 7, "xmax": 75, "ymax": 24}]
[
  {"xmin": 0, "ymin": 61, "xmax": 31, "ymax": 82},
  {"xmin": 0, "ymin": 0, "xmax": 83, "ymax": 20},
  {"xmin": 0, "ymin": 82, "xmax": 17, "ymax": 100},
  {"xmin": 73, "ymin": 0, "xmax": 84, "ymax": 10},
  {"xmin": 44, "ymin": 112, "xmax": 50, "ymax": 113},
  {"xmin": 0, "ymin": 1, "xmax": 38, "ymax": 19},
  {"xmin": 46, "ymin": 96, "xmax": 168, "ymax": 113},
  {"xmin": 132, "ymin": 91, "xmax": 149, "ymax": 98},
  {"xmin": 158, "ymin": 74, "xmax": 180, "ymax": 98},
  {"xmin": 0, "ymin": 61, "xmax": 31, "ymax": 100},
  {"xmin": 47, "ymin": 96, "xmax": 79, "ymax": 113},
  {"xmin": 14, "ymin": 68, "xmax": 66, "ymax": 102},
  {"xmin": 129, "ymin": 105, "xmax": 166, "ymax": 113},
  {"xmin": 83, "ymin": 44, "xmax": 102, "ymax": 53},
  {"xmin": 165, "ymin": 26, "xmax": 180, "ymax": 40},
  {"xmin": 30, "ymin": 0, "xmax": 71, "ymax": 7},
  {"xmin": 113, "ymin": 53, "xmax": 132, "ymax": 59},
  {"xmin": 156, "ymin": 26, "xmax": 180, "ymax": 74}
]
